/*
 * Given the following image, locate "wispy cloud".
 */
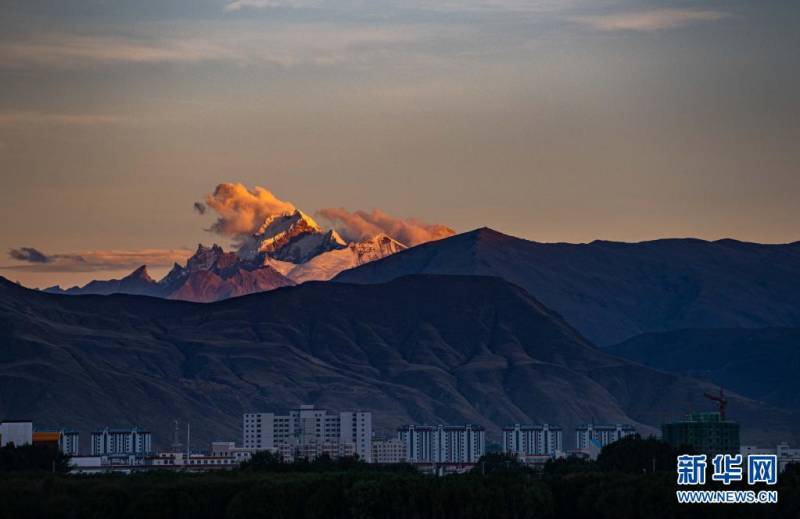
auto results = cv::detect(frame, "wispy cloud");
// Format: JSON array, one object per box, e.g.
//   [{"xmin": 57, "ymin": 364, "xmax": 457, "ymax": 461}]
[
  {"xmin": 574, "ymin": 9, "xmax": 730, "ymax": 32},
  {"xmin": 224, "ymin": 0, "xmax": 572, "ymax": 13},
  {"xmin": 224, "ymin": 0, "xmax": 317, "ymax": 11},
  {"xmin": 3, "ymin": 248, "xmax": 193, "ymax": 273},
  {"xmin": 0, "ymin": 111, "xmax": 139, "ymax": 126},
  {"xmin": 0, "ymin": 36, "xmax": 234, "ymax": 69},
  {"xmin": 0, "ymin": 24, "xmax": 446, "ymax": 70}
]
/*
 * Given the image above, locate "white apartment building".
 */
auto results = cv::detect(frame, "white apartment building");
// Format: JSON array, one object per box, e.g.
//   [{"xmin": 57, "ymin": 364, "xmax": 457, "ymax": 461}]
[
  {"xmin": 372, "ymin": 438, "xmax": 407, "ymax": 464},
  {"xmin": 243, "ymin": 405, "xmax": 372, "ymax": 462},
  {"xmin": 340, "ymin": 411, "xmax": 372, "ymax": 462},
  {"xmin": 60, "ymin": 431, "xmax": 80, "ymax": 456},
  {"xmin": 502, "ymin": 424, "xmax": 563, "ymax": 457},
  {"xmin": 742, "ymin": 443, "xmax": 800, "ymax": 473},
  {"xmin": 0, "ymin": 421, "xmax": 33, "ymax": 447},
  {"xmin": 399, "ymin": 425, "xmax": 485, "ymax": 464},
  {"xmin": 91, "ymin": 428, "xmax": 152, "ymax": 455},
  {"xmin": 575, "ymin": 424, "xmax": 636, "ymax": 450}
]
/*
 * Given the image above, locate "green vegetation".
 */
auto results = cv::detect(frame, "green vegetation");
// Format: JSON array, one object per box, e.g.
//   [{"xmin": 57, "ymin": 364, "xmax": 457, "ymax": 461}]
[
  {"xmin": 0, "ymin": 443, "xmax": 71, "ymax": 474},
  {"xmin": 595, "ymin": 434, "xmax": 693, "ymax": 473},
  {"xmin": 0, "ymin": 440, "xmax": 797, "ymax": 519}
]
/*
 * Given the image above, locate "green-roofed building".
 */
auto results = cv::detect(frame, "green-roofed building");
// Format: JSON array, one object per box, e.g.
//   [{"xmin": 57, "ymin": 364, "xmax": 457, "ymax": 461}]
[{"xmin": 661, "ymin": 412, "xmax": 740, "ymax": 456}]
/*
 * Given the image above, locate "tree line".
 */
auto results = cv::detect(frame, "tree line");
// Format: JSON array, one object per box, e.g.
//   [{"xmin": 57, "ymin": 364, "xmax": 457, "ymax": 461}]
[{"xmin": 0, "ymin": 437, "xmax": 797, "ymax": 519}]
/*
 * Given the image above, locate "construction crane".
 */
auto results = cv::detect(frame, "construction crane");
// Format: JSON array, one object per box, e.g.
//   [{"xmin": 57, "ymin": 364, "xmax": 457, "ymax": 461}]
[
  {"xmin": 704, "ymin": 387, "xmax": 728, "ymax": 420},
  {"xmin": 171, "ymin": 419, "xmax": 183, "ymax": 452}
]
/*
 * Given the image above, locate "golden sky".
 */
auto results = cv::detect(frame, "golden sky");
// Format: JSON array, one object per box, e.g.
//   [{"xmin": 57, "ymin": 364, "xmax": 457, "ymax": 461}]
[{"xmin": 1, "ymin": 0, "xmax": 798, "ymax": 288}]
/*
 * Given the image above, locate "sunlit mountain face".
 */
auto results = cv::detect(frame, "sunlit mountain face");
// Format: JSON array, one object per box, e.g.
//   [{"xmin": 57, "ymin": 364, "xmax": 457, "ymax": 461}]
[{"xmin": 42, "ymin": 185, "xmax": 426, "ymax": 302}]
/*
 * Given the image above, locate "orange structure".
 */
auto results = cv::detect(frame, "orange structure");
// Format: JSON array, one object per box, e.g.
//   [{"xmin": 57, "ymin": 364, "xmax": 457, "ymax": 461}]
[
  {"xmin": 32, "ymin": 431, "xmax": 61, "ymax": 449},
  {"xmin": 703, "ymin": 388, "xmax": 728, "ymax": 421}
]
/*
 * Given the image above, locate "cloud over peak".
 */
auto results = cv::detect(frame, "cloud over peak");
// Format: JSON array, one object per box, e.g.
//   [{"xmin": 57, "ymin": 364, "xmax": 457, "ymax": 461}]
[
  {"xmin": 198, "ymin": 182, "xmax": 455, "ymax": 247},
  {"xmin": 318, "ymin": 207, "xmax": 455, "ymax": 247},
  {"xmin": 203, "ymin": 183, "xmax": 297, "ymax": 236}
]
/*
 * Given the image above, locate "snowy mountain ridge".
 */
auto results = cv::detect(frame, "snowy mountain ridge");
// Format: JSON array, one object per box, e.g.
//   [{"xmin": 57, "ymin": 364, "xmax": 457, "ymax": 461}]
[{"xmin": 44, "ymin": 211, "xmax": 408, "ymax": 301}]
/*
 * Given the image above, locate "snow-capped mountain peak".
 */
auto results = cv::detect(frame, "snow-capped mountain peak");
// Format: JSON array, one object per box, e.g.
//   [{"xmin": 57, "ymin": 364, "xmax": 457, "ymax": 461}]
[
  {"xmin": 239, "ymin": 209, "xmax": 346, "ymax": 263},
  {"xmin": 256, "ymin": 209, "xmax": 321, "ymax": 237},
  {"xmin": 281, "ymin": 232, "xmax": 407, "ymax": 284},
  {"xmin": 350, "ymin": 233, "xmax": 406, "ymax": 262},
  {"xmin": 49, "ymin": 211, "xmax": 409, "ymax": 302}
]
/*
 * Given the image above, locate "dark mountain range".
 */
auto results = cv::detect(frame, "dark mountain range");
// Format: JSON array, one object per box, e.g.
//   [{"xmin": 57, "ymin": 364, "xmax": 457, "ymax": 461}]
[
  {"xmin": 607, "ymin": 327, "xmax": 800, "ymax": 411},
  {"xmin": 1, "ymin": 275, "xmax": 796, "ymax": 449},
  {"xmin": 45, "ymin": 265, "xmax": 162, "ymax": 297},
  {"xmin": 335, "ymin": 228, "xmax": 800, "ymax": 345},
  {"xmin": 44, "ymin": 244, "xmax": 295, "ymax": 303}
]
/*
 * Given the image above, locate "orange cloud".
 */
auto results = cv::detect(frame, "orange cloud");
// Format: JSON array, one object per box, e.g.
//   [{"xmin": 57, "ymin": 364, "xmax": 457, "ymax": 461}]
[
  {"xmin": 203, "ymin": 182, "xmax": 296, "ymax": 236},
  {"xmin": 317, "ymin": 207, "xmax": 455, "ymax": 247}
]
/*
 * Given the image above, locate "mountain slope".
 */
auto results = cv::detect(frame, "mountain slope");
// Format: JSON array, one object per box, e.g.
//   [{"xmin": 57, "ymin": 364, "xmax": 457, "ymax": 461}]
[
  {"xmin": 45, "ymin": 266, "xmax": 162, "ymax": 297},
  {"xmin": 167, "ymin": 267, "xmax": 293, "ymax": 303},
  {"xmin": 285, "ymin": 234, "xmax": 407, "ymax": 283},
  {"xmin": 606, "ymin": 327, "xmax": 800, "ymax": 411},
  {"xmin": 334, "ymin": 228, "xmax": 800, "ymax": 345},
  {"xmin": 0, "ymin": 275, "xmax": 795, "ymax": 449},
  {"xmin": 238, "ymin": 210, "xmax": 347, "ymax": 263},
  {"xmin": 159, "ymin": 244, "xmax": 294, "ymax": 302}
]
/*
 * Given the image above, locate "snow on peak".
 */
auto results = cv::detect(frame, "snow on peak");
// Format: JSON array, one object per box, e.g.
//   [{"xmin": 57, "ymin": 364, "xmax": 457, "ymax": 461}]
[
  {"xmin": 282, "ymin": 233, "xmax": 407, "ymax": 283},
  {"xmin": 351, "ymin": 233, "xmax": 407, "ymax": 262},
  {"xmin": 169, "ymin": 209, "xmax": 406, "ymax": 289},
  {"xmin": 256, "ymin": 209, "xmax": 321, "ymax": 239},
  {"xmin": 239, "ymin": 209, "xmax": 344, "ymax": 263},
  {"xmin": 329, "ymin": 229, "xmax": 347, "ymax": 247}
]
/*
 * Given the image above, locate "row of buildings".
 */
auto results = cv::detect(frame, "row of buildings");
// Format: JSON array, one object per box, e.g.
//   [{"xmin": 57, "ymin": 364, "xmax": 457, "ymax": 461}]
[
  {"xmin": 243, "ymin": 406, "xmax": 488, "ymax": 470},
  {"xmin": 502, "ymin": 423, "xmax": 637, "ymax": 461},
  {"xmin": 10, "ymin": 405, "xmax": 796, "ymax": 474},
  {"xmin": 0, "ymin": 421, "xmax": 151, "ymax": 457},
  {"xmin": 242, "ymin": 405, "xmax": 640, "ymax": 465},
  {"xmin": 2, "ymin": 412, "xmax": 638, "ymax": 468}
]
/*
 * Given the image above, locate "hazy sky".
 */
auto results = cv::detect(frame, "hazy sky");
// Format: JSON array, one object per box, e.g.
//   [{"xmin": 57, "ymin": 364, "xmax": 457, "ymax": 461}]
[{"xmin": 1, "ymin": 0, "xmax": 798, "ymax": 287}]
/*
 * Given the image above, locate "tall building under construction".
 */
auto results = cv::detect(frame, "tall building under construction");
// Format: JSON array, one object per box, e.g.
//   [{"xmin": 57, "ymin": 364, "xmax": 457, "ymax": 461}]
[{"xmin": 661, "ymin": 412, "xmax": 740, "ymax": 455}]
